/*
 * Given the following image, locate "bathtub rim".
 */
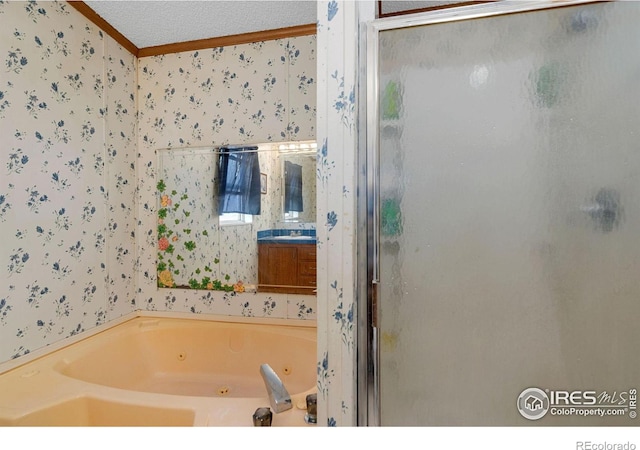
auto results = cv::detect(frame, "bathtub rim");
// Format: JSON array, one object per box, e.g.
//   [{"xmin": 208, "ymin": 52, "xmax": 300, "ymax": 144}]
[{"xmin": 0, "ymin": 310, "xmax": 317, "ymax": 376}]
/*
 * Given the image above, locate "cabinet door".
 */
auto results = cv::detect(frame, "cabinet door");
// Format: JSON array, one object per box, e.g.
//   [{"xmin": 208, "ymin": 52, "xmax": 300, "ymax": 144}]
[{"xmin": 259, "ymin": 245, "xmax": 298, "ymax": 286}]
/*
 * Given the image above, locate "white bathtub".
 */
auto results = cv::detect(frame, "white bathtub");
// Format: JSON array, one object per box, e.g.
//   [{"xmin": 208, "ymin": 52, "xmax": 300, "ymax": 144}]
[{"xmin": 0, "ymin": 315, "xmax": 317, "ymax": 426}]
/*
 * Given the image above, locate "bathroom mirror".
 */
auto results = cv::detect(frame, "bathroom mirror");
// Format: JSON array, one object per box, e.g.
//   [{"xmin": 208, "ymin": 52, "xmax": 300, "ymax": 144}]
[
  {"xmin": 156, "ymin": 142, "xmax": 316, "ymax": 290},
  {"xmin": 281, "ymin": 151, "xmax": 317, "ymax": 223}
]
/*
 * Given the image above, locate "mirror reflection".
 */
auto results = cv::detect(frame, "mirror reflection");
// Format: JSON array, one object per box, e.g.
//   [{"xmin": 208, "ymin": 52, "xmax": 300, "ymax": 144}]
[
  {"xmin": 282, "ymin": 152, "xmax": 316, "ymax": 223},
  {"xmin": 156, "ymin": 141, "xmax": 316, "ymax": 291}
]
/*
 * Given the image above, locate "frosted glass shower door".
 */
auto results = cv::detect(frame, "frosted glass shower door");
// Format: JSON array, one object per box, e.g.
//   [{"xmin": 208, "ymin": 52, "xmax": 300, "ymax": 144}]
[{"xmin": 375, "ymin": 2, "xmax": 640, "ymax": 426}]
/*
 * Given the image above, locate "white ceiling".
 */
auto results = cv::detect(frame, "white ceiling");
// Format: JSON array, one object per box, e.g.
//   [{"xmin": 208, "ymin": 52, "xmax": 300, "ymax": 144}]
[
  {"xmin": 83, "ymin": 1, "xmax": 464, "ymax": 49},
  {"xmin": 84, "ymin": 0, "xmax": 319, "ymax": 49}
]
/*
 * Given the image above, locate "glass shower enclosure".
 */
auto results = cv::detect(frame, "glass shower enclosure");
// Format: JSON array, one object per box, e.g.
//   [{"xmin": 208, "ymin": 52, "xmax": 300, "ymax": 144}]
[{"xmin": 363, "ymin": 0, "xmax": 640, "ymax": 426}]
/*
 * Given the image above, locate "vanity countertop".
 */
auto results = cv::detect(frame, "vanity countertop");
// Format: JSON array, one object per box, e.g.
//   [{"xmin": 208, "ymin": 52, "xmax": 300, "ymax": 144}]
[
  {"xmin": 257, "ymin": 228, "xmax": 316, "ymax": 245},
  {"xmin": 257, "ymin": 236, "xmax": 316, "ymax": 245}
]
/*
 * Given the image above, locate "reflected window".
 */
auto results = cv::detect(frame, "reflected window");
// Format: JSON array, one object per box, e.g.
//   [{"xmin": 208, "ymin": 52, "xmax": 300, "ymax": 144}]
[
  {"xmin": 217, "ymin": 146, "xmax": 261, "ymax": 216},
  {"xmin": 220, "ymin": 212, "xmax": 252, "ymax": 226}
]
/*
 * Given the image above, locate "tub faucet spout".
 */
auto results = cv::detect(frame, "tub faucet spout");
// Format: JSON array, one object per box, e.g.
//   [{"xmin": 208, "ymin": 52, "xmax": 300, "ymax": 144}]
[{"xmin": 259, "ymin": 363, "xmax": 292, "ymax": 413}]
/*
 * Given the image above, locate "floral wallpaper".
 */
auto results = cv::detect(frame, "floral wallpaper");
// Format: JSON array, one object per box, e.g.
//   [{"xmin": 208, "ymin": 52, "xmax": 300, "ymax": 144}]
[
  {"xmin": 0, "ymin": 1, "xmax": 137, "ymax": 363},
  {"xmin": 315, "ymin": 0, "xmax": 375, "ymax": 427},
  {"xmin": 135, "ymin": 34, "xmax": 318, "ymax": 318},
  {"xmin": 0, "ymin": 0, "xmax": 369, "ymax": 428},
  {"xmin": 156, "ymin": 144, "xmax": 280, "ymax": 290},
  {"xmin": 0, "ymin": 1, "xmax": 318, "ymax": 368}
]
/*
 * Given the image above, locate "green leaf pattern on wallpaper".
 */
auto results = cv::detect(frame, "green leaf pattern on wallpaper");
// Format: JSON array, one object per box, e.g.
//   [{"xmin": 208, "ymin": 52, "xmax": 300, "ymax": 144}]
[{"xmin": 156, "ymin": 179, "xmax": 242, "ymax": 292}]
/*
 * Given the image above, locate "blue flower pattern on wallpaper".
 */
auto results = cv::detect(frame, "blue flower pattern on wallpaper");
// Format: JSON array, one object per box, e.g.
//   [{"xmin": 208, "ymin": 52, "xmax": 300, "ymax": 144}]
[
  {"xmin": 316, "ymin": 138, "xmax": 335, "ymax": 188},
  {"xmin": 316, "ymin": 1, "xmax": 364, "ymax": 426},
  {"xmin": 136, "ymin": 30, "xmax": 317, "ymax": 320},
  {"xmin": 327, "ymin": 1, "xmax": 339, "ymax": 22},
  {"xmin": 331, "ymin": 280, "xmax": 353, "ymax": 350},
  {"xmin": 331, "ymin": 71, "xmax": 355, "ymax": 132},
  {"xmin": 317, "ymin": 351, "xmax": 334, "ymax": 399},
  {"xmin": 326, "ymin": 210, "xmax": 338, "ymax": 234},
  {"xmin": 1, "ymin": 0, "xmax": 319, "ymax": 402},
  {"xmin": 0, "ymin": 1, "xmax": 137, "ymax": 362}
]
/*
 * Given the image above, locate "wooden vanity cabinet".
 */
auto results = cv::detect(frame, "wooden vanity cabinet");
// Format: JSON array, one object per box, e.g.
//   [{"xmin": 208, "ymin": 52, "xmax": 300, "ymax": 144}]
[{"xmin": 258, "ymin": 243, "xmax": 317, "ymax": 295}]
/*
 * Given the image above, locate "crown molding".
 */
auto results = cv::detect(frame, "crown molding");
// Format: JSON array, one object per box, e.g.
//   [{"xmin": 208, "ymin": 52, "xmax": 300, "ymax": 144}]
[
  {"xmin": 67, "ymin": 1, "xmax": 139, "ymax": 56},
  {"xmin": 137, "ymin": 23, "xmax": 317, "ymax": 58}
]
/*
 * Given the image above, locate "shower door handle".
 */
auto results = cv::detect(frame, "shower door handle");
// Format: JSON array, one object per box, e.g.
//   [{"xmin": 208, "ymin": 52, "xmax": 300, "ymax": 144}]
[{"xmin": 581, "ymin": 188, "xmax": 622, "ymax": 233}]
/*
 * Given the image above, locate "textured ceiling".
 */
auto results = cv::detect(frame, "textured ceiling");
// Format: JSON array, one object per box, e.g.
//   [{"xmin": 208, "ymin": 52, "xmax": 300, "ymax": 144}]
[{"xmin": 84, "ymin": 0, "xmax": 318, "ymax": 49}]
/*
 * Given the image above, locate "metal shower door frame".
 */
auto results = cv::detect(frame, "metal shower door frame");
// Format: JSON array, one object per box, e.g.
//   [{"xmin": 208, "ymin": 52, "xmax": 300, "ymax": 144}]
[{"xmin": 357, "ymin": 0, "xmax": 602, "ymax": 426}]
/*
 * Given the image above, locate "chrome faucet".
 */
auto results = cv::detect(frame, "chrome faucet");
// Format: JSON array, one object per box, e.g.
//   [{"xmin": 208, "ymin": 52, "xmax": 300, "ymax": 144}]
[{"xmin": 259, "ymin": 363, "xmax": 292, "ymax": 413}]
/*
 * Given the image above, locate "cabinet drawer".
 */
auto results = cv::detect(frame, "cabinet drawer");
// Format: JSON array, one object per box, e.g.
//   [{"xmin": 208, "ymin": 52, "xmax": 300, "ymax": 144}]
[
  {"xmin": 298, "ymin": 261, "xmax": 316, "ymax": 277},
  {"xmin": 298, "ymin": 275, "xmax": 317, "ymax": 287},
  {"xmin": 297, "ymin": 246, "xmax": 316, "ymax": 261}
]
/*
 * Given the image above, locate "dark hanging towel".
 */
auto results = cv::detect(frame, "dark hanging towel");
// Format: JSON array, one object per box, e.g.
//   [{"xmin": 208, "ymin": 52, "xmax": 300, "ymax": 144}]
[
  {"xmin": 284, "ymin": 160, "xmax": 303, "ymax": 212},
  {"xmin": 217, "ymin": 145, "xmax": 261, "ymax": 215}
]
